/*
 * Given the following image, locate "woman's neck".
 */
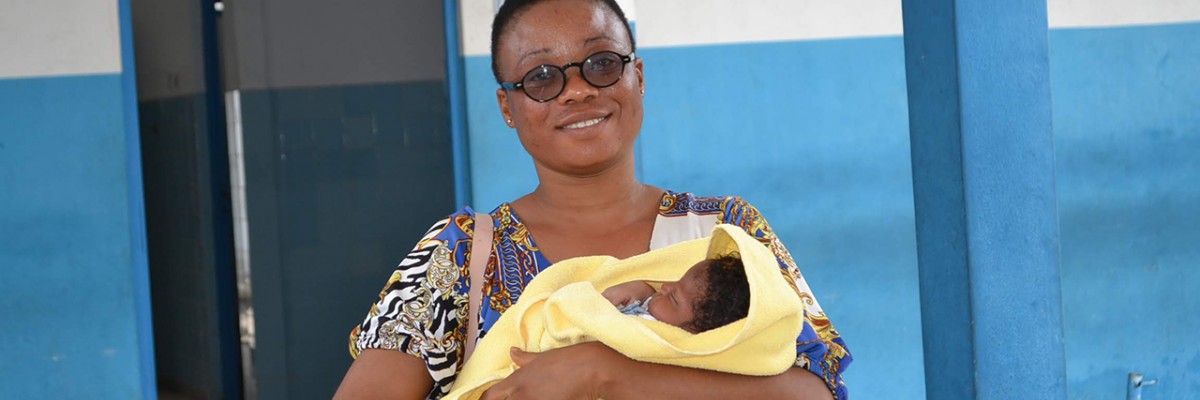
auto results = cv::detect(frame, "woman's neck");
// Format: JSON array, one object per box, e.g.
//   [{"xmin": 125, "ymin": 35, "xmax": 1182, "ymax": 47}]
[
  {"xmin": 511, "ymin": 152, "xmax": 667, "ymax": 231},
  {"xmin": 513, "ymin": 155, "xmax": 663, "ymax": 261},
  {"xmin": 530, "ymin": 153, "xmax": 652, "ymax": 215}
]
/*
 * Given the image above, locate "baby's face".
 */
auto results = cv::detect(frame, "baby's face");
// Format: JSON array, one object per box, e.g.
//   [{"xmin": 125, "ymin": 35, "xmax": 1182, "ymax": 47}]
[{"xmin": 648, "ymin": 260, "xmax": 710, "ymax": 332}]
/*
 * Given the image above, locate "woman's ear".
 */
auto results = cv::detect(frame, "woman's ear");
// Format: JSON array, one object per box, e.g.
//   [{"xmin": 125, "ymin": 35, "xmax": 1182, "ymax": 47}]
[
  {"xmin": 496, "ymin": 88, "xmax": 515, "ymax": 128},
  {"xmin": 634, "ymin": 57, "xmax": 645, "ymax": 95}
]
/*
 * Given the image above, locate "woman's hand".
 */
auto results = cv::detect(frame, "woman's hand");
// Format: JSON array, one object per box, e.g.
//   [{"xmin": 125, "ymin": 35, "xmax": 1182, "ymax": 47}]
[
  {"xmin": 601, "ymin": 281, "xmax": 656, "ymax": 307},
  {"xmin": 479, "ymin": 343, "xmax": 623, "ymax": 400}
]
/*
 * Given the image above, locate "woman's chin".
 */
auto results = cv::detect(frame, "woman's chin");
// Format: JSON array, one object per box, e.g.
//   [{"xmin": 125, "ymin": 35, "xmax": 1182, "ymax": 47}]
[{"xmin": 546, "ymin": 152, "xmax": 627, "ymax": 177}]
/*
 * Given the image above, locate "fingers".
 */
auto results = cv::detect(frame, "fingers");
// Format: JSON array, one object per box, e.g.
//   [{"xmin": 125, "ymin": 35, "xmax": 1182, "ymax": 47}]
[
  {"xmin": 479, "ymin": 378, "xmax": 514, "ymax": 400},
  {"xmin": 510, "ymin": 347, "xmax": 534, "ymax": 366},
  {"xmin": 479, "ymin": 386, "xmax": 504, "ymax": 400}
]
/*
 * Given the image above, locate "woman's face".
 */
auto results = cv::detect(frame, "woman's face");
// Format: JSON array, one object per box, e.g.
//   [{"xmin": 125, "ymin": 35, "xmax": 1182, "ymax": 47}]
[{"xmin": 494, "ymin": 0, "xmax": 645, "ymax": 177}]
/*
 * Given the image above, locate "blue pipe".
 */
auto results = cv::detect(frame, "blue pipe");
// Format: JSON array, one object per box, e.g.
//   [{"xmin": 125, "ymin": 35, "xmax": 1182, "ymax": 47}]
[
  {"xmin": 444, "ymin": 0, "xmax": 473, "ymax": 208},
  {"xmin": 117, "ymin": 0, "xmax": 158, "ymax": 398}
]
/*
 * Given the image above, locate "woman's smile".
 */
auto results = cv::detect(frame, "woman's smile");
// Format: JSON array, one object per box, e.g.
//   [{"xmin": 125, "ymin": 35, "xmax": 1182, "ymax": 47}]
[
  {"xmin": 554, "ymin": 112, "xmax": 609, "ymax": 129},
  {"xmin": 560, "ymin": 115, "xmax": 607, "ymax": 130}
]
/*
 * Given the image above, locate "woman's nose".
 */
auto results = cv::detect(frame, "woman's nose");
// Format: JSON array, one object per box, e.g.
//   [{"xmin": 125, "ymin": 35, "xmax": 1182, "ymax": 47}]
[{"xmin": 556, "ymin": 69, "xmax": 598, "ymax": 104}]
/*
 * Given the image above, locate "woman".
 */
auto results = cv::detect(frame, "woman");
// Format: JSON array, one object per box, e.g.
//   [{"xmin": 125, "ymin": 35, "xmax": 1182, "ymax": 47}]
[{"xmin": 335, "ymin": 0, "xmax": 851, "ymax": 399}]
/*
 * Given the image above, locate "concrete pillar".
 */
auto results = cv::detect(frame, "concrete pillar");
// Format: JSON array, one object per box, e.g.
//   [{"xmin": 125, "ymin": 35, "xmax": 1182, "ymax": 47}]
[{"xmin": 901, "ymin": 0, "xmax": 1068, "ymax": 398}]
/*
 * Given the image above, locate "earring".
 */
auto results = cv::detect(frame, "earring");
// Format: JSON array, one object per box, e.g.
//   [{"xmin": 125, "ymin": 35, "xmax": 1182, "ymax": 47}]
[
  {"xmin": 506, "ymin": 118, "xmax": 513, "ymax": 126},
  {"xmin": 640, "ymin": 88, "xmax": 645, "ymax": 95}
]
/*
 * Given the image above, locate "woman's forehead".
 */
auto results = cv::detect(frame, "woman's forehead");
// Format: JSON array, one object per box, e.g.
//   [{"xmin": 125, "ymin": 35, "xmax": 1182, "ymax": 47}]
[{"xmin": 503, "ymin": 1, "xmax": 630, "ymax": 60}]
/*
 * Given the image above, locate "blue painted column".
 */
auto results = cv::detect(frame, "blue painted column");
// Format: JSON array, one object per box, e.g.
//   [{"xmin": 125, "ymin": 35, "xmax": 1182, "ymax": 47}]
[
  {"xmin": 901, "ymin": 0, "xmax": 1068, "ymax": 399},
  {"xmin": 119, "ymin": 0, "xmax": 158, "ymax": 397},
  {"xmin": 444, "ymin": 0, "xmax": 472, "ymax": 207}
]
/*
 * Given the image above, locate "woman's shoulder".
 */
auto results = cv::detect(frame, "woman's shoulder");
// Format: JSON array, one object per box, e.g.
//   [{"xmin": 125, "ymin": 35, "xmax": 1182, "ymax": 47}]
[
  {"xmin": 414, "ymin": 206, "xmax": 490, "ymax": 245},
  {"xmin": 427, "ymin": 203, "xmax": 519, "ymax": 241}
]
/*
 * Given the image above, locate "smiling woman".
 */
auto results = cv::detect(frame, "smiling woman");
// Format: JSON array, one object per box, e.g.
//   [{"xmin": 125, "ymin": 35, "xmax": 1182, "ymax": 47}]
[
  {"xmin": 494, "ymin": 0, "xmax": 645, "ymax": 180},
  {"xmin": 333, "ymin": 1, "xmax": 851, "ymax": 399}
]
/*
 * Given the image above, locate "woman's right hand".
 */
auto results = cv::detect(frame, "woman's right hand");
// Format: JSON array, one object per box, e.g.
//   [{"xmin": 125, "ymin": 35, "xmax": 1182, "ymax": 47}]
[
  {"xmin": 601, "ymin": 281, "xmax": 656, "ymax": 307},
  {"xmin": 333, "ymin": 349, "xmax": 434, "ymax": 400}
]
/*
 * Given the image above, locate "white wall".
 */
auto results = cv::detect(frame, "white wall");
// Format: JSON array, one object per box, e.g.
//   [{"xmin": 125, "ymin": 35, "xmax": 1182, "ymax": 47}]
[
  {"xmin": 0, "ymin": 0, "xmax": 122, "ymax": 79},
  {"xmin": 459, "ymin": 0, "xmax": 636, "ymax": 56},
  {"xmin": 638, "ymin": 0, "xmax": 902, "ymax": 47},
  {"xmin": 1049, "ymin": 0, "xmax": 1200, "ymax": 28},
  {"xmin": 455, "ymin": 0, "xmax": 1200, "ymax": 57}
]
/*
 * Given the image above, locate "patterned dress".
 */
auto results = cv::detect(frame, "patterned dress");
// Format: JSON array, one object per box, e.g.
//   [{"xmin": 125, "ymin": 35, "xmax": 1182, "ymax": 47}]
[{"xmin": 349, "ymin": 190, "xmax": 852, "ymax": 399}]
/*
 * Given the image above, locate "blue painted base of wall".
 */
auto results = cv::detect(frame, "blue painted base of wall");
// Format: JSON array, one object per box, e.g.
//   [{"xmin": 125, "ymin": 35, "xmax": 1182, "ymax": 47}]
[
  {"xmin": 0, "ymin": 74, "xmax": 148, "ymax": 398},
  {"xmin": 1051, "ymin": 22, "xmax": 1200, "ymax": 400}
]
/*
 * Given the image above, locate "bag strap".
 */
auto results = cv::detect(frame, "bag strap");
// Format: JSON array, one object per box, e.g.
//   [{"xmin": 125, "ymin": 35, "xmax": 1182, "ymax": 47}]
[{"xmin": 464, "ymin": 212, "xmax": 493, "ymax": 362}]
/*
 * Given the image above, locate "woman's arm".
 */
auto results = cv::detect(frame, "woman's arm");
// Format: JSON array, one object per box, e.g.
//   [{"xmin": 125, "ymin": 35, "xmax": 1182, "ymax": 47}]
[
  {"xmin": 339, "ymin": 212, "xmax": 480, "ymax": 399},
  {"xmin": 479, "ymin": 343, "xmax": 834, "ymax": 400},
  {"xmin": 333, "ymin": 349, "xmax": 434, "ymax": 400}
]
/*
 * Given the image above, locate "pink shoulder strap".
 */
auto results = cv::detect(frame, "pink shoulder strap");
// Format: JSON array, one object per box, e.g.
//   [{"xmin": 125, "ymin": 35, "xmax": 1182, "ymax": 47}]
[{"xmin": 464, "ymin": 212, "xmax": 493, "ymax": 362}]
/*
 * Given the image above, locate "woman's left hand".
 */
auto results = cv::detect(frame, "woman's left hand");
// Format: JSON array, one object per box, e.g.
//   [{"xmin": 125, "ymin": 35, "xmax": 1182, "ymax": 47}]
[{"xmin": 479, "ymin": 342, "xmax": 623, "ymax": 400}]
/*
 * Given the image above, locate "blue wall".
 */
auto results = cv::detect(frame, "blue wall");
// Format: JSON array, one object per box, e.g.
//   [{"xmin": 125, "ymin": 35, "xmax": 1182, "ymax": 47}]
[
  {"xmin": 639, "ymin": 38, "xmax": 922, "ymax": 399},
  {"xmin": 463, "ymin": 21, "xmax": 1200, "ymax": 400},
  {"xmin": 0, "ymin": 74, "xmax": 151, "ymax": 398},
  {"xmin": 1051, "ymin": 22, "xmax": 1200, "ymax": 399}
]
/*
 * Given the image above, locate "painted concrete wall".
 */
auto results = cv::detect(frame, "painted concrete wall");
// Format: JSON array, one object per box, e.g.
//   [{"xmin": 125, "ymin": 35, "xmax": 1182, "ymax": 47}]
[
  {"xmin": 220, "ymin": 1, "xmax": 458, "ymax": 398},
  {"xmin": 456, "ymin": 0, "xmax": 1200, "ymax": 398},
  {"xmin": 0, "ymin": 0, "xmax": 154, "ymax": 398},
  {"xmin": 1051, "ymin": 21, "xmax": 1200, "ymax": 399},
  {"xmin": 130, "ymin": 1, "xmax": 239, "ymax": 398}
]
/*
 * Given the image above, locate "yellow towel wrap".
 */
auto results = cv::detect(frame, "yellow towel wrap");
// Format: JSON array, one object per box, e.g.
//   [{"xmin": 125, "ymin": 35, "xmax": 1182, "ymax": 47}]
[{"xmin": 444, "ymin": 224, "xmax": 805, "ymax": 400}]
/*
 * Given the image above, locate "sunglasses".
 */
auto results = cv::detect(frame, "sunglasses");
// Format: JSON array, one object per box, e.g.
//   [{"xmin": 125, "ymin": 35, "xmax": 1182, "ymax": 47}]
[{"xmin": 500, "ymin": 51, "xmax": 636, "ymax": 102}]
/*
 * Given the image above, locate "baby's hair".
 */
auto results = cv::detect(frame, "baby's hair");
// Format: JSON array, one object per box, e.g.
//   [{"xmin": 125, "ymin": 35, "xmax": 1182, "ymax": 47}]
[{"xmin": 687, "ymin": 252, "xmax": 751, "ymax": 333}]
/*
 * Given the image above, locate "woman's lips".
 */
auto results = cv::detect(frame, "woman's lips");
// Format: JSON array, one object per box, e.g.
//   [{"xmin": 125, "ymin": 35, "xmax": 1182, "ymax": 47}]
[
  {"xmin": 561, "ymin": 116, "xmax": 607, "ymax": 129},
  {"xmin": 556, "ymin": 112, "xmax": 611, "ymax": 130}
]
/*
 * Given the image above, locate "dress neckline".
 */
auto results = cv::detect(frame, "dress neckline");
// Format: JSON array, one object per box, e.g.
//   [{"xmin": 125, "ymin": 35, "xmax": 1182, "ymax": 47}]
[{"xmin": 492, "ymin": 190, "xmax": 677, "ymax": 264}]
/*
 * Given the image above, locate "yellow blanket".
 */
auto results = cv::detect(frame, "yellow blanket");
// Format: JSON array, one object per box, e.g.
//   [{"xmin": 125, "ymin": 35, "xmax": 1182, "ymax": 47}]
[{"xmin": 444, "ymin": 224, "xmax": 805, "ymax": 400}]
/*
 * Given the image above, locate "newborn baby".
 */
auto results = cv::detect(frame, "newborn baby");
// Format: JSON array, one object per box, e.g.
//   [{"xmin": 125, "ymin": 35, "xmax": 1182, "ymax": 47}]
[{"xmin": 602, "ymin": 254, "xmax": 750, "ymax": 333}]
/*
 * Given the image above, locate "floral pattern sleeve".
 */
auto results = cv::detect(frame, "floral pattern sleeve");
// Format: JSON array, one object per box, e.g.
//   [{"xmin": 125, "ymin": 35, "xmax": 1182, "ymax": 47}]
[
  {"xmin": 722, "ymin": 197, "xmax": 853, "ymax": 400},
  {"xmin": 348, "ymin": 208, "xmax": 479, "ymax": 397}
]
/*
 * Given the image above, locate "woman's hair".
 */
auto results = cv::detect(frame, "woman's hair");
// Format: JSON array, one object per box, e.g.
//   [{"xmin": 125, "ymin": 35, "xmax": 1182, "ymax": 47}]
[
  {"xmin": 490, "ymin": 0, "xmax": 637, "ymax": 84},
  {"xmin": 688, "ymin": 253, "xmax": 751, "ymax": 333}
]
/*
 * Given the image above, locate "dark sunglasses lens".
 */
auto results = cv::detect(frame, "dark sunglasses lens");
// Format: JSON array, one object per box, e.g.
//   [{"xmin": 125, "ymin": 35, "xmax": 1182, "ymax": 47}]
[
  {"xmin": 582, "ymin": 52, "xmax": 624, "ymax": 87},
  {"xmin": 522, "ymin": 66, "xmax": 564, "ymax": 101}
]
